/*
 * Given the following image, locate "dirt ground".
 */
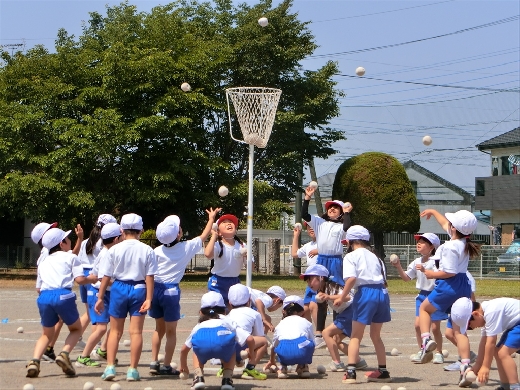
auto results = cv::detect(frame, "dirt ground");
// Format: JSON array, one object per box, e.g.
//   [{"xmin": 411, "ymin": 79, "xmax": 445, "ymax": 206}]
[{"xmin": 0, "ymin": 279, "xmax": 517, "ymax": 390}]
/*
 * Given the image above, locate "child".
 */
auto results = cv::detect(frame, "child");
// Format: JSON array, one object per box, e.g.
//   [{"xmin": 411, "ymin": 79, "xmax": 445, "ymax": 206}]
[
  {"xmin": 226, "ymin": 283, "xmax": 268, "ymax": 380},
  {"xmin": 26, "ymin": 228, "xmax": 90, "ymax": 378},
  {"xmin": 416, "ymin": 209, "xmax": 480, "ymax": 385},
  {"xmin": 75, "ymin": 222, "xmax": 121, "ymax": 368},
  {"xmin": 291, "ymin": 222, "xmax": 319, "ymax": 327},
  {"xmin": 149, "ymin": 207, "xmax": 220, "ymax": 376},
  {"xmin": 264, "ymin": 295, "xmax": 315, "ymax": 379},
  {"xmin": 248, "ymin": 285, "xmax": 285, "ymax": 334},
  {"xmin": 391, "ymin": 233, "xmax": 448, "ymax": 364},
  {"xmin": 204, "ymin": 214, "xmax": 247, "ymax": 305},
  {"xmin": 302, "ymin": 186, "xmax": 353, "ymax": 348},
  {"xmin": 451, "ymin": 297, "xmax": 520, "ymax": 389},
  {"xmin": 180, "ymin": 291, "xmax": 255, "ymax": 390},
  {"xmin": 95, "ymin": 213, "xmax": 157, "ymax": 382},
  {"xmin": 334, "ymin": 225, "xmax": 391, "ymax": 384}
]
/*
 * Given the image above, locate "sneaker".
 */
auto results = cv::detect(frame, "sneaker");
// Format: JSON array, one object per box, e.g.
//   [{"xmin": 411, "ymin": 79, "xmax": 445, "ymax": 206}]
[
  {"xmin": 191, "ymin": 375, "xmax": 206, "ymax": 390},
  {"xmin": 55, "ymin": 352, "xmax": 76, "ymax": 376},
  {"xmin": 149, "ymin": 361, "xmax": 160, "ymax": 375},
  {"xmin": 365, "ymin": 369, "xmax": 391, "ymax": 383},
  {"xmin": 42, "ymin": 346, "xmax": 56, "ymax": 362},
  {"xmin": 433, "ymin": 353, "xmax": 444, "ymax": 364},
  {"xmin": 127, "ymin": 367, "xmax": 140, "ymax": 381},
  {"xmin": 101, "ymin": 365, "xmax": 116, "ymax": 381},
  {"xmin": 296, "ymin": 364, "xmax": 310, "ymax": 378},
  {"xmin": 76, "ymin": 356, "xmax": 101, "ymax": 367},
  {"xmin": 221, "ymin": 377, "xmax": 235, "ymax": 390},
  {"xmin": 216, "ymin": 368, "xmax": 224, "ymax": 377},
  {"xmin": 277, "ymin": 366, "xmax": 288, "ymax": 379},
  {"xmin": 26, "ymin": 359, "xmax": 40, "ymax": 378},
  {"xmin": 329, "ymin": 361, "xmax": 346, "ymax": 372},
  {"xmin": 158, "ymin": 365, "xmax": 180, "ymax": 375},
  {"xmin": 342, "ymin": 369, "xmax": 357, "ymax": 384},
  {"xmin": 444, "ymin": 361, "xmax": 462, "ymax": 371},
  {"xmin": 458, "ymin": 365, "xmax": 472, "ymax": 388},
  {"xmin": 355, "ymin": 358, "xmax": 368, "ymax": 370},
  {"xmin": 314, "ymin": 336, "xmax": 326, "ymax": 349},
  {"xmin": 412, "ymin": 350, "xmax": 434, "ymax": 364},
  {"xmin": 410, "ymin": 350, "xmax": 422, "ymax": 361},
  {"xmin": 241, "ymin": 367, "xmax": 267, "ymax": 380},
  {"xmin": 74, "ymin": 337, "xmax": 86, "ymax": 350},
  {"xmin": 94, "ymin": 348, "xmax": 118, "ymax": 365}
]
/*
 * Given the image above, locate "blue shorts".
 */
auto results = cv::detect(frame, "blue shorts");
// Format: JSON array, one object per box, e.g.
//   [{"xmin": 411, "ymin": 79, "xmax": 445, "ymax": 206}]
[
  {"xmin": 37, "ymin": 289, "xmax": 79, "ymax": 327},
  {"xmin": 235, "ymin": 340, "xmax": 247, "ymax": 362},
  {"xmin": 109, "ymin": 280, "xmax": 146, "ymax": 318},
  {"xmin": 87, "ymin": 287, "xmax": 110, "ymax": 325},
  {"xmin": 446, "ymin": 316, "xmax": 453, "ymax": 329},
  {"xmin": 79, "ymin": 268, "xmax": 92, "ymax": 303},
  {"xmin": 352, "ymin": 284, "xmax": 391, "ymax": 325},
  {"xmin": 334, "ymin": 305, "xmax": 354, "ymax": 337},
  {"xmin": 497, "ymin": 322, "xmax": 520, "ymax": 349},
  {"xmin": 207, "ymin": 275, "xmax": 240, "ymax": 305},
  {"xmin": 274, "ymin": 336, "xmax": 314, "ymax": 366},
  {"xmin": 148, "ymin": 282, "xmax": 181, "ymax": 322},
  {"xmin": 428, "ymin": 273, "xmax": 471, "ymax": 313},
  {"xmin": 317, "ymin": 254, "xmax": 344, "ymax": 286},
  {"xmin": 191, "ymin": 326, "xmax": 237, "ymax": 364},
  {"xmin": 417, "ymin": 290, "xmax": 448, "ymax": 321},
  {"xmin": 303, "ymin": 286, "xmax": 317, "ymax": 305}
]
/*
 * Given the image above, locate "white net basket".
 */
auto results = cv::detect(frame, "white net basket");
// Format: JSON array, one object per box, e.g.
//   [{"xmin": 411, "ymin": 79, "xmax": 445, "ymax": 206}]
[{"xmin": 226, "ymin": 87, "xmax": 282, "ymax": 148}]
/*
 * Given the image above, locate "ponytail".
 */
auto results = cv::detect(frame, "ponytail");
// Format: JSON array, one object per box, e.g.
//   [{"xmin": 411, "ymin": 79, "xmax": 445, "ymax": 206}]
[
  {"xmin": 465, "ymin": 237, "xmax": 481, "ymax": 259},
  {"xmin": 86, "ymin": 225, "xmax": 102, "ymax": 255}
]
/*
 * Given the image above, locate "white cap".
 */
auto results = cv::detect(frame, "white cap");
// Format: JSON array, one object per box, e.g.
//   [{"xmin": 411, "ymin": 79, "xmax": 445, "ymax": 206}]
[
  {"xmin": 414, "ymin": 233, "xmax": 441, "ymax": 249},
  {"xmin": 325, "ymin": 200, "xmax": 345, "ymax": 210},
  {"xmin": 101, "ymin": 223, "xmax": 121, "ymax": 239},
  {"xmin": 346, "ymin": 225, "xmax": 370, "ymax": 241},
  {"xmin": 164, "ymin": 215, "xmax": 181, "ymax": 226},
  {"xmin": 228, "ymin": 284, "xmax": 250, "ymax": 306},
  {"xmin": 445, "ymin": 210, "xmax": 477, "ymax": 236},
  {"xmin": 156, "ymin": 221, "xmax": 179, "ymax": 245},
  {"xmin": 31, "ymin": 222, "xmax": 58, "ymax": 244},
  {"xmin": 300, "ymin": 264, "xmax": 329, "ymax": 279},
  {"xmin": 120, "ymin": 213, "xmax": 143, "ymax": 230},
  {"xmin": 283, "ymin": 295, "xmax": 304, "ymax": 309},
  {"xmin": 266, "ymin": 285, "xmax": 286, "ymax": 300},
  {"xmin": 97, "ymin": 214, "xmax": 117, "ymax": 227},
  {"xmin": 450, "ymin": 297, "xmax": 473, "ymax": 334},
  {"xmin": 41, "ymin": 228, "xmax": 71, "ymax": 249},
  {"xmin": 201, "ymin": 291, "xmax": 225, "ymax": 308}
]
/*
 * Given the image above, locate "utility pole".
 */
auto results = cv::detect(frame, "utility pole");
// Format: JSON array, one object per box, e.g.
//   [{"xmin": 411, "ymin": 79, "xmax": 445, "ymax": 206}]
[{"xmin": 309, "ymin": 158, "xmax": 324, "ymax": 216}]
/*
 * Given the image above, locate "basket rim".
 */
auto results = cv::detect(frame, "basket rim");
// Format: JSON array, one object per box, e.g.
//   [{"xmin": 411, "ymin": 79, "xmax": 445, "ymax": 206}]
[{"xmin": 225, "ymin": 86, "xmax": 282, "ymax": 94}]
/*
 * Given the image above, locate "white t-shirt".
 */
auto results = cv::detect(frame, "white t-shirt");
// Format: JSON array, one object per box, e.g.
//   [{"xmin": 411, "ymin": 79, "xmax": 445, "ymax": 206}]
[
  {"xmin": 154, "ymin": 237, "xmax": 202, "ymax": 284},
  {"xmin": 35, "ymin": 248, "xmax": 49, "ymax": 289},
  {"xmin": 249, "ymin": 288, "xmax": 273, "ymax": 310},
  {"xmin": 308, "ymin": 216, "xmax": 345, "ymax": 256},
  {"xmin": 227, "ymin": 306, "xmax": 265, "ymax": 336},
  {"xmin": 184, "ymin": 317, "xmax": 249, "ymax": 348},
  {"xmin": 481, "ymin": 298, "xmax": 520, "ymax": 337},
  {"xmin": 431, "ymin": 239, "xmax": 469, "ymax": 274},
  {"xmin": 38, "ymin": 251, "xmax": 83, "ymax": 291},
  {"xmin": 406, "ymin": 257, "xmax": 437, "ymax": 291},
  {"xmin": 78, "ymin": 238, "xmax": 103, "ymax": 269},
  {"xmin": 343, "ymin": 247, "xmax": 385, "ymax": 287},
  {"xmin": 99, "ymin": 239, "xmax": 157, "ymax": 281},
  {"xmin": 210, "ymin": 241, "xmax": 247, "ymax": 277},
  {"xmin": 296, "ymin": 240, "xmax": 318, "ymax": 267},
  {"xmin": 90, "ymin": 247, "xmax": 112, "ymax": 291},
  {"xmin": 467, "ymin": 271, "xmax": 476, "ymax": 293},
  {"xmin": 272, "ymin": 315, "xmax": 314, "ymax": 346}
]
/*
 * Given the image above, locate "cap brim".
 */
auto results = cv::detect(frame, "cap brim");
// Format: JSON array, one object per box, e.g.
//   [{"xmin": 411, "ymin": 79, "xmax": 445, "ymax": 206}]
[{"xmin": 299, "ymin": 274, "xmax": 306, "ymax": 280}]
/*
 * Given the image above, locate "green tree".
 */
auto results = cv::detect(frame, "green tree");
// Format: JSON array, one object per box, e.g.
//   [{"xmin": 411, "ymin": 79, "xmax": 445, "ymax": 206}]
[
  {"xmin": 0, "ymin": 0, "xmax": 344, "ymax": 235},
  {"xmin": 332, "ymin": 152, "xmax": 420, "ymax": 259}
]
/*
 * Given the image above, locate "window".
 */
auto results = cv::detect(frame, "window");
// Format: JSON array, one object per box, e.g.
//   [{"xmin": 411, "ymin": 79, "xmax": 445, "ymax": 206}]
[
  {"xmin": 501, "ymin": 156, "xmax": 511, "ymax": 175},
  {"xmin": 410, "ymin": 180, "xmax": 417, "ymax": 195},
  {"xmin": 476, "ymin": 180, "xmax": 485, "ymax": 196}
]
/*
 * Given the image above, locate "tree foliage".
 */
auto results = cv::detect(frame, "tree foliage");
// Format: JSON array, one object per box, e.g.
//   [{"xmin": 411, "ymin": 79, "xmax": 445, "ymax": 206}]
[{"xmin": 0, "ymin": 0, "xmax": 344, "ymax": 234}]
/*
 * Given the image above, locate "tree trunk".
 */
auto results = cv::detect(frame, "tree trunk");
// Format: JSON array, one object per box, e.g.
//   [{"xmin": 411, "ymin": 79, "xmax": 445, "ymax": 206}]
[{"xmin": 373, "ymin": 231, "xmax": 385, "ymax": 260}]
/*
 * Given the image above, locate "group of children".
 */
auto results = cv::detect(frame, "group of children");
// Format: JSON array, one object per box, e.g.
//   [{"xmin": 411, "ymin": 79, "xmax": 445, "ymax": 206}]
[{"xmin": 26, "ymin": 194, "xmax": 519, "ymax": 389}]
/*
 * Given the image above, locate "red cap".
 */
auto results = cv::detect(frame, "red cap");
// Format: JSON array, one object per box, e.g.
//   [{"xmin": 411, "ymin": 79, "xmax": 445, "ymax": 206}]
[{"xmin": 217, "ymin": 214, "xmax": 239, "ymax": 228}]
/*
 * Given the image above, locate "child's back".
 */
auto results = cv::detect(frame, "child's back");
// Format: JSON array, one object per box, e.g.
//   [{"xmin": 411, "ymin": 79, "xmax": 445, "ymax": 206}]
[{"xmin": 105, "ymin": 239, "xmax": 155, "ymax": 281}]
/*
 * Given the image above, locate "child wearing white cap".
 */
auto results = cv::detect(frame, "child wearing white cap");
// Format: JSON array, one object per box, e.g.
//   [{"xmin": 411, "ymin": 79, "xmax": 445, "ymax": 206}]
[
  {"xmin": 148, "ymin": 207, "xmax": 220, "ymax": 376},
  {"xmin": 391, "ymin": 232, "xmax": 448, "ymax": 364},
  {"xmin": 264, "ymin": 295, "xmax": 315, "ymax": 379},
  {"xmin": 302, "ymin": 185, "xmax": 353, "ymax": 348},
  {"xmin": 248, "ymin": 285, "xmax": 285, "ymax": 334},
  {"xmin": 335, "ymin": 225, "xmax": 391, "ymax": 384},
  {"xmin": 95, "ymin": 213, "xmax": 158, "ymax": 382},
  {"xmin": 180, "ymin": 291, "xmax": 255, "ymax": 390},
  {"xmin": 26, "ymin": 228, "xmax": 91, "ymax": 378},
  {"xmin": 75, "ymin": 222, "xmax": 122, "ymax": 368},
  {"xmin": 450, "ymin": 297, "xmax": 520, "ymax": 389},
  {"xmin": 416, "ymin": 209, "xmax": 480, "ymax": 385}
]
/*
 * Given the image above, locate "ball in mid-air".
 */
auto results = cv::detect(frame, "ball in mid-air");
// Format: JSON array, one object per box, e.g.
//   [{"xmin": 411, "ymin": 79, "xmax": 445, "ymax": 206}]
[
  {"xmin": 218, "ymin": 185, "xmax": 229, "ymax": 197},
  {"xmin": 422, "ymin": 135, "xmax": 433, "ymax": 146},
  {"xmin": 355, "ymin": 66, "xmax": 365, "ymax": 76},
  {"xmin": 181, "ymin": 82, "xmax": 191, "ymax": 92},
  {"xmin": 258, "ymin": 17, "xmax": 268, "ymax": 27},
  {"xmin": 390, "ymin": 254, "xmax": 400, "ymax": 264}
]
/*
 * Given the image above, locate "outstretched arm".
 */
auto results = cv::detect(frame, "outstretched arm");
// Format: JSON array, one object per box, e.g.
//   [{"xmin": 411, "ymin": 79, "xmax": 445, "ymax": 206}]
[
  {"xmin": 72, "ymin": 224, "xmax": 84, "ymax": 255},
  {"xmin": 291, "ymin": 227, "xmax": 301, "ymax": 258},
  {"xmin": 199, "ymin": 207, "xmax": 221, "ymax": 242},
  {"xmin": 420, "ymin": 209, "xmax": 449, "ymax": 231},
  {"xmin": 204, "ymin": 229, "xmax": 218, "ymax": 258},
  {"xmin": 301, "ymin": 186, "xmax": 315, "ymax": 222}
]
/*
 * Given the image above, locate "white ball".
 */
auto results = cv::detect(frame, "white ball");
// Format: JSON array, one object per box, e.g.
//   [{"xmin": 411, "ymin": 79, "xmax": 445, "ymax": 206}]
[
  {"xmin": 17, "ymin": 327, "xmax": 24, "ymax": 333},
  {"xmin": 391, "ymin": 347, "xmax": 400, "ymax": 356},
  {"xmin": 218, "ymin": 185, "xmax": 229, "ymax": 197},
  {"xmin": 345, "ymin": 202, "xmax": 351, "ymax": 208},
  {"xmin": 239, "ymin": 246, "xmax": 247, "ymax": 255},
  {"xmin": 381, "ymin": 386, "xmax": 392, "ymax": 390},
  {"xmin": 315, "ymin": 295, "xmax": 324, "ymax": 303},
  {"xmin": 390, "ymin": 254, "xmax": 399, "ymax": 264},
  {"xmin": 110, "ymin": 384, "xmax": 122, "ymax": 390},
  {"xmin": 422, "ymin": 135, "xmax": 433, "ymax": 146},
  {"xmin": 355, "ymin": 66, "xmax": 366, "ymax": 76},
  {"xmin": 316, "ymin": 364, "xmax": 326, "ymax": 374},
  {"xmin": 170, "ymin": 361, "xmax": 177, "ymax": 370},
  {"xmin": 212, "ymin": 222, "xmax": 218, "ymax": 231},
  {"xmin": 240, "ymin": 350, "xmax": 249, "ymax": 360},
  {"xmin": 511, "ymin": 352, "xmax": 517, "ymax": 358},
  {"xmin": 294, "ymin": 222, "xmax": 302, "ymax": 230},
  {"xmin": 179, "ymin": 371, "xmax": 188, "ymax": 380},
  {"xmin": 442, "ymin": 349, "xmax": 449, "ymax": 358},
  {"xmin": 95, "ymin": 388, "xmax": 103, "ymax": 390},
  {"xmin": 83, "ymin": 382, "xmax": 95, "ymax": 390},
  {"xmin": 157, "ymin": 353, "xmax": 164, "ymax": 363},
  {"xmin": 123, "ymin": 339, "xmax": 130, "ymax": 346},
  {"xmin": 181, "ymin": 82, "xmax": 191, "ymax": 92},
  {"xmin": 258, "ymin": 17, "xmax": 268, "ymax": 27},
  {"xmin": 144, "ymin": 388, "xmax": 153, "ymax": 390},
  {"xmin": 397, "ymin": 387, "xmax": 407, "ymax": 390},
  {"xmin": 465, "ymin": 370, "xmax": 477, "ymax": 382},
  {"xmin": 23, "ymin": 385, "xmax": 34, "ymax": 390},
  {"xmin": 309, "ymin": 180, "xmax": 318, "ymax": 189}
]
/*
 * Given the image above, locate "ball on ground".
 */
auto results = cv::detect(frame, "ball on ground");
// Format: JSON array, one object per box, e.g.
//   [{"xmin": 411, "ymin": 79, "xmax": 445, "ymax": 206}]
[
  {"xmin": 95, "ymin": 388, "xmax": 103, "ymax": 390},
  {"xmin": 144, "ymin": 388, "xmax": 153, "ymax": 390},
  {"xmin": 123, "ymin": 339, "xmax": 130, "ymax": 346},
  {"xmin": 391, "ymin": 347, "xmax": 400, "ymax": 356},
  {"xmin": 179, "ymin": 371, "xmax": 188, "ymax": 380},
  {"xmin": 83, "ymin": 382, "xmax": 95, "ymax": 390},
  {"xmin": 17, "ymin": 327, "xmax": 24, "ymax": 333},
  {"xmin": 157, "ymin": 353, "xmax": 164, "ymax": 363},
  {"xmin": 442, "ymin": 349, "xmax": 449, "ymax": 358},
  {"xmin": 110, "ymin": 384, "xmax": 122, "ymax": 390},
  {"xmin": 390, "ymin": 254, "xmax": 399, "ymax": 264},
  {"xmin": 355, "ymin": 67, "xmax": 365, "ymax": 76},
  {"xmin": 381, "ymin": 386, "xmax": 392, "ymax": 390},
  {"xmin": 170, "ymin": 361, "xmax": 177, "ymax": 370},
  {"xmin": 316, "ymin": 364, "xmax": 326, "ymax": 374},
  {"xmin": 465, "ymin": 370, "xmax": 477, "ymax": 382},
  {"xmin": 23, "ymin": 385, "xmax": 34, "ymax": 390},
  {"xmin": 397, "ymin": 387, "xmax": 407, "ymax": 390},
  {"xmin": 181, "ymin": 82, "xmax": 191, "ymax": 92},
  {"xmin": 422, "ymin": 135, "xmax": 433, "ymax": 146},
  {"xmin": 309, "ymin": 180, "xmax": 318, "ymax": 189},
  {"xmin": 258, "ymin": 17, "xmax": 268, "ymax": 27},
  {"xmin": 218, "ymin": 185, "xmax": 229, "ymax": 197}
]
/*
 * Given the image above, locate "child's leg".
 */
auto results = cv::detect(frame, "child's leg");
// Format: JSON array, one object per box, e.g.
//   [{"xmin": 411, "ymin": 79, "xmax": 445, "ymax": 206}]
[
  {"xmin": 414, "ymin": 316, "xmax": 422, "ymax": 349},
  {"xmin": 347, "ymin": 321, "xmax": 366, "ymax": 366},
  {"xmin": 496, "ymin": 345, "xmax": 519, "ymax": 385},
  {"xmin": 445, "ymin": 326, "xmax": 457, "ymax": 346},
  {"xmin": 316, "ymin": 301, "xmax": 327, "ymax": 335},
  {"xmin": 222, "ymin": 354, "xmax": 236, "ymax": 378},
  {"xmin": 369, "ymin": 322, "xmax": 386, "ymax": 366},
  {"xmin": 250, "ymin": 336, "xmax": 268, "ymax": 364},
  {"xmin": 128, "ymin": 314, "xmax": 146, "ymax": 369},
  {"xmin": 151, "ymin": 318, "xmax": 165, "ymax": 362},
  {"xmin": 303, "ymin": 303, "xmax": 312, "ymax": 322},
  {"xmin": 163, "ymin": 320, "xmax": 178, "ymax": 367},
  {"xmin": 336, "ymin": 334, "xmax": 349, "ymax": 355},
  {"xmin": 323, "ymin": 323, "xmax": 344, "ymax": 362},
  {"xmin": 33, "ymin": 326, "xmax": 55, "ymax": 359},
  {"xmin": 262, "ymin": 313, "xmax": 273, "ymax": 335},
  {"xmin": 192, "ymin": 351, "xmax": 204, "ymax": 377},
  {"xmin": 62, "ymin": 318, "xmax": 82, "ymax": 353},
  {"xmin": 106, "ymin": 316, "xmax": 124, "ymax": 366},
  {"xmin": 49, "ymin": 318, "xmax": 63, "ymax": 348},
  {"xmin": 418, "ymin": 298, "xmax": 437, "ymax": 350},
  {"xmin": 309, "ymin": 302, "xmax": 318, "ymax": 328},
  {"xmin": 431, "ymin": 320, "xmax": 443, "ymax": 353},
  {"xmin": 81, "ymin": 323, "xmax": 107, "ymax": 357},
  {"xmin": 453, "ymin": 327, "xmax": 470, "ymax": 363},
  {"xmin": 79, "ymin": 304, "xmax": 92, "ymax": 335}
]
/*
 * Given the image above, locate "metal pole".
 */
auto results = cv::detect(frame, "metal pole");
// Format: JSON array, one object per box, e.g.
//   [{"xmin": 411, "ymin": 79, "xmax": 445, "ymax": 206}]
[{"xmin": 246, "ymin": 144, "xmax": 254, "ymax": 287}]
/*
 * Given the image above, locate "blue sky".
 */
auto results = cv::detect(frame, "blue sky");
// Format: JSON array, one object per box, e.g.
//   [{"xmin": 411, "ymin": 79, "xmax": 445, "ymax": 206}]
[{"xmin": 1, "ymin": 0, "xmax": 519, "ymax": 194}]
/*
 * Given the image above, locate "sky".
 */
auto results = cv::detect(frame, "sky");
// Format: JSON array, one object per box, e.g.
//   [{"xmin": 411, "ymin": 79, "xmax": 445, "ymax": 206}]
[{"xmin": 1, "ymin": 0, "xmax": 519, "ymax": 195}]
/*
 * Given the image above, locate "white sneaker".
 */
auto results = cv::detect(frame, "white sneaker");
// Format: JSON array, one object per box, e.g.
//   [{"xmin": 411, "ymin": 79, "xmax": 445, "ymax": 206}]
[
  {"xmin": 74, "ymin": 337, "xmax": 86, "ymax": 349},
  {"xmin": 314, "ymin": 336, "xmax": 326, "ymax": 349},
  {"xmin": 328, "ymin": 361, "xmax": 346, "ymax": 372},
  {"xmin": 433, "ymin": 353, "xmax": 444, "ymax": 364}
]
